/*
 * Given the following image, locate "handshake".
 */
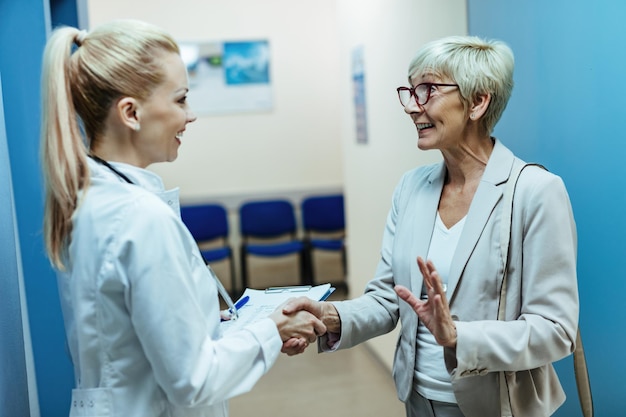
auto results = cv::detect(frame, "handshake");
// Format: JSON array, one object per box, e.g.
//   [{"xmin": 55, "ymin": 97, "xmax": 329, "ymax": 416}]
[{"xmin": 268, "ymin": 297, "xmax": 341, "ymax": 356}]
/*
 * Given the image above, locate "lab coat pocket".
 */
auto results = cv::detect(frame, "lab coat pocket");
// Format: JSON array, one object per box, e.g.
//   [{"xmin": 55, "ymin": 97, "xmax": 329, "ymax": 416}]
[{"xmin": 69, "ymin": 387, "xmax": 114, "ymax": 416}]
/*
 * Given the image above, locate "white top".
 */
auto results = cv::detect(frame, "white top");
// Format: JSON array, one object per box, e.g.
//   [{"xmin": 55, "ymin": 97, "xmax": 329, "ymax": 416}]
[
  {"xmin": 57, "ymin": 159, "xmax": 282, "ymax": 417},
  {"xmin": 415, "ymin": 212, "xmax": 466, "ymax": 403}
]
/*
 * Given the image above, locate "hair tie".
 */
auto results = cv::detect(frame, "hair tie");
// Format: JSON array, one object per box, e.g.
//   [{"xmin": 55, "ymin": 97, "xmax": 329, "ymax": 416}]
[{"xmin": 74, "ymin": 30, "xmax": 88, "ymax": 47}]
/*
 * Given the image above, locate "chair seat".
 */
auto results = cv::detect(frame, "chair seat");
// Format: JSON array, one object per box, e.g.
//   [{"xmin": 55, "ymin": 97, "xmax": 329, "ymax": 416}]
[
  {"xmin": 309, "ymin": 238, "xmax": 343, "ymax": 251},
  {"xmin": 201, "ymin": 247, "xmax": 231, "ymax": 263},
  {"xmin": 246, "ymin": 241, "xmax": 304, "ymax": 257}
]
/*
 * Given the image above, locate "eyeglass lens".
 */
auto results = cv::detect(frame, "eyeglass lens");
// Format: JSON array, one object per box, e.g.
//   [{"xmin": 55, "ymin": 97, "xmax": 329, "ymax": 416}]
[
  {"xmin": 397, "ymin": 83, "xmax": 458, "ymax": 107},
  {"xmin": 398, "ymin": 84, "xmax": 430, "ymax": 107}
]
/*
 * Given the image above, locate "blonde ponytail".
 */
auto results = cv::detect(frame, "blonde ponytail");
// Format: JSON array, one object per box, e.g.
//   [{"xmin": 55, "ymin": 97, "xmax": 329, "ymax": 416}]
[{"xmin": 41, "ymin": 27, "xmax": 89, "ymax": 269}]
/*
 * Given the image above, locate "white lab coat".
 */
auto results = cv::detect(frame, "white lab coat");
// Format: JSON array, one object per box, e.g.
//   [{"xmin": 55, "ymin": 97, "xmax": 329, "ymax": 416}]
[{"xmin": 57, "ymin": 159, "xmax": 282, "ymax": 417}]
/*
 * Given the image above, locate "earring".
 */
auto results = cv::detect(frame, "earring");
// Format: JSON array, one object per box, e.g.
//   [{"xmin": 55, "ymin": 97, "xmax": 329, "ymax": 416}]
[
  {"xmin": 470, "ymin": 113, "xmax": 476, "ymax": 120},
  {"xmin": 134, "ymin": 123, "xmax": 141, "ymax": 132}
]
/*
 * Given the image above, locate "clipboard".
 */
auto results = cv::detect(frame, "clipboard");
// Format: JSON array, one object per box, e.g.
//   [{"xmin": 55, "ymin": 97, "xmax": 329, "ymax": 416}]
[
  {"xmin": 220, "ymin": 283, "xmax": 335, "ymax": 334},
  {"xmin": 264, "ymin": 285, "xmax": 335, "ymax": 300}
]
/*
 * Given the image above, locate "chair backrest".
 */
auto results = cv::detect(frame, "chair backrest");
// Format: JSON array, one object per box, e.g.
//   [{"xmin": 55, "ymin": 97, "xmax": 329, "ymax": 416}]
[
  {"xmin": 301, "ymin": 194, "xmax": 345, "ymax": 233},
  {"xmin": 180, "ymin": 204, "xmax": 229, "ymax": 242},
  {"xmin": 239, "ymin": 199, "xmax": 297, "ymax": 238}
]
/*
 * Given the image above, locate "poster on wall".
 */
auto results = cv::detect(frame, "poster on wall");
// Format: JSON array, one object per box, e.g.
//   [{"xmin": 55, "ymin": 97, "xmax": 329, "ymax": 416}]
[
  {"xmin": 352, "ymin": 45, "xmax": 368, "ymax": 144},
  {"xmin": 179, "ymin": 40, "xmax": 272, "ymax": 116}
]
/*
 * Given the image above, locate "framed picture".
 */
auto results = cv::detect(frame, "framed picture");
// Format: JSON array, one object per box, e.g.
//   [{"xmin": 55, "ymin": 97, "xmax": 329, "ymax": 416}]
[{"xmin": 180, "ymin": 40, "xmax": 273, "ymax": 115}]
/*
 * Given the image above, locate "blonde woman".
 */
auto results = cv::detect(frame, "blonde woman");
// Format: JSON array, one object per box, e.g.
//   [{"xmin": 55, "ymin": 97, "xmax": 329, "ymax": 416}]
[{"xmin": 41, "ymin": 20, "xmax": 324, "ymax": 417}]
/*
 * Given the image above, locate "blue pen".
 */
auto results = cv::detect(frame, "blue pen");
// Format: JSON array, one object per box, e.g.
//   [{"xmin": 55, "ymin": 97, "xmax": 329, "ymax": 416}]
[
  {"xmin": 221, "ymin": 295, "xmax": 250, "ymax": 322},
  {"xmin": 234, "ymin": 295, "xmax": 250, "ymax": 311}
]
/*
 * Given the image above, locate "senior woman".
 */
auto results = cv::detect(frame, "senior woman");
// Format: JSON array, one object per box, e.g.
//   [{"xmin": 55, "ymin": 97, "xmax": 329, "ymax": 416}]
[{"xmin": 285, "ymin": 36, "xmax": 578, "ymax": 417}]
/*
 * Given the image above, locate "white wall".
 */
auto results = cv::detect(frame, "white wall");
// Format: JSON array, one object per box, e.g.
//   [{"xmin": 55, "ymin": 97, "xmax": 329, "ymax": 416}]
[
  {"xmin": 88, "ymin": 0, "xmax": 344, "ymax": 201},
  {"xmin": 336, "ymin": 0, "xmax": 467, "ymax": 369}
]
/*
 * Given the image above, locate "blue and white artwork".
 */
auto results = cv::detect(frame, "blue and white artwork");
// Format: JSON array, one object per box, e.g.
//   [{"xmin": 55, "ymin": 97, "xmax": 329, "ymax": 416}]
[
  {"xmin": 179, "ymin": 40, "xmax": 273, "ymax": 115},
  {"xmin": 223, "ymin": 41, "xmax": 270, "ymax": 85}
]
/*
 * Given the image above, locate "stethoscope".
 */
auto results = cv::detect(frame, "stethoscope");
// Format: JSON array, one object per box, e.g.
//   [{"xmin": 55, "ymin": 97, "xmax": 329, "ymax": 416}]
[
  {"xmin": 89, "ymin": 154, "xmax": 240, "ymax": 320},
  {"xmin": 89, "ymin": 154, "xmax": 135, "ymax": 185}
]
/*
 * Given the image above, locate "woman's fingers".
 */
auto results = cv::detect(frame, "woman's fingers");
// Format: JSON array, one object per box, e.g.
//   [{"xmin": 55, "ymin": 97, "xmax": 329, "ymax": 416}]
[
  {"xmin": 394, "ymin": 285, "xmax": 422, "ymax": 311},
  {"xmin": 419, "ymin": 257, "xmax": 446, "ymax": 297}
]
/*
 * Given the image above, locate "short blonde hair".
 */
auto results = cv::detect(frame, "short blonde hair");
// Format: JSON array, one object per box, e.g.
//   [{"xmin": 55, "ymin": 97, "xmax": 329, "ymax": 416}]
[
  {"xmin": 408, "ymin": 35, "xmax": 514, "ymax": 134},
  {"xmin": 40, "ymin": 20, "xmax": 180, "ymax": 269}
]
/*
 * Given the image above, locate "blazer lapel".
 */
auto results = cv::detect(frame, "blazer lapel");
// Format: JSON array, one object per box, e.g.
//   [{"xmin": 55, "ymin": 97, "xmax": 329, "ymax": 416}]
[
  {"xmin": 447, "ymin": 139, "xmax": 517, "ymax": 302},
  {"xmin": 409, "ymin": 163, "xmax": 446, "ymax": 293}
]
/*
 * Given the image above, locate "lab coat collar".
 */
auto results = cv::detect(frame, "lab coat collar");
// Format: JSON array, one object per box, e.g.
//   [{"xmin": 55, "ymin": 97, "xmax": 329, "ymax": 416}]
[{"xmin": 87, "ymin": 158, "xmax": 181, "ymax": 216}]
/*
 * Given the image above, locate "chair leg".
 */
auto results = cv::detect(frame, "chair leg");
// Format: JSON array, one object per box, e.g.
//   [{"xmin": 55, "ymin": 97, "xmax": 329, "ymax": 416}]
[
  {"xmin": 228, "ymin": 252, "xmax": 238, "ymax": 298},
  {"xmin": 300, "ymin": 248, "xmax": 312, "ymax": 286},
  {"xmin": 240, "ymin": 246, "xmax": 248, "ymax": 290},
  {"xmin": 308, "ymin": 248, "xmax": 316, "ymax": 286},
  {"xmin": 303, "ymin": 238, "xmax": 314, "ymax": 286},
  {"xmin": 341, "ymin": 246, "xmax": 347, "ymax": 277},
  {"xmin": 340, "ymin": 245, "xmax": 348, "ymax": 292}
]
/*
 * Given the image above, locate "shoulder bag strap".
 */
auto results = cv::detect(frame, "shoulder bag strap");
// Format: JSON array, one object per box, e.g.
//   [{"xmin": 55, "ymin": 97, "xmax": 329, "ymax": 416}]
[
  {"xmin": 497, "ymin": 160, "xmax": 527, "ymax": 322},
  {"xmin": 497, "ymin": 160, "xmax": 527, "ymax": 417},
  {"xmin": 574, "ymin": 327, "xmax": 594, "ymax": 417}
]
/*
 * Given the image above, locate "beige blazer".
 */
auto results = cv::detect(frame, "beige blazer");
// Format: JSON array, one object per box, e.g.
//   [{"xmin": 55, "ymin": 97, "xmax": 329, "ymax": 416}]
[{"xmin": 331, "ymin": 139, "xmax": 579, "ymax": 417}]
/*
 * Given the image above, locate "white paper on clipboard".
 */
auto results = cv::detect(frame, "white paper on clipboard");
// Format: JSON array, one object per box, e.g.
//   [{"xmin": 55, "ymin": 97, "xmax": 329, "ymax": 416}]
[{"xmin": 220, "ymin": 283, "xmax": 335, "ymax": 334}]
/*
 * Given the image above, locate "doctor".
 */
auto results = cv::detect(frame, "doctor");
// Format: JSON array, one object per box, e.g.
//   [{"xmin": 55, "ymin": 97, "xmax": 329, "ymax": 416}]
[
  {"xmin": 285, "ymin": 36, "xmax": 578, "ymax": 417},
  {"xmin": 40, "ymin": 20, "xmax": 324, "ymax": 417}
]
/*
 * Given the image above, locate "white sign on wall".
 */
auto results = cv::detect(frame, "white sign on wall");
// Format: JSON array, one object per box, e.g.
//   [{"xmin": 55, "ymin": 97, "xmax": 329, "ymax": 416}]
[{"xmin": 352, "ymin": 45, "xmax": 368, "ymax": 144}]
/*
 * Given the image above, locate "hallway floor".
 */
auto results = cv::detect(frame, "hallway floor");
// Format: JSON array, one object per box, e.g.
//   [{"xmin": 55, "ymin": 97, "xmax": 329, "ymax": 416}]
[
  {"xmin": 228, "ymin": 289, "xmax": 405, "ymax": 417},
  {"xmin": 217, "ymin": 249, "xmax": 405, "ymax": 416}
]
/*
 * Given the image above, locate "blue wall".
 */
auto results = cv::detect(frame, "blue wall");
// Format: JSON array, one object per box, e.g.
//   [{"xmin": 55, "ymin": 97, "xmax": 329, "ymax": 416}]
[
  {"xmin": 0, "ymin": 75, "xmax": 31, "ymax": 417},
  {"xmin": 0, "ymin": 1, "xmax": 75, "ymax": 416},
  {"xmin": 468, "ymin": 1, "xmax": 625, "ymax": 416}
]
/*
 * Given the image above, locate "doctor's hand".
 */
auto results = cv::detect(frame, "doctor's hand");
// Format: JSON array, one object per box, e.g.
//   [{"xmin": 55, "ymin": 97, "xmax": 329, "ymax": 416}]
[
  {"xmin": 395, "ymin": 257, "xmax": 457, "ymax": 348},
  {"xmin": 269, "ymin": 299, "xmax": 326, "ymax": 356},
  {"xmin": 282, "ymin": 297, "xmax": 341, "ymax": 334},
  {"xmin": 281, "ymin": 297, "xmax": 342, "ymax": 351}
]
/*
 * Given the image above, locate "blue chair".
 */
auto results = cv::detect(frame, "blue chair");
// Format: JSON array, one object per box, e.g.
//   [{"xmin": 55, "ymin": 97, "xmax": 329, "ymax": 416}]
[
  {"xmin": 239, "ymin": 199, "xmax": 307, "ymax": 289},
  {"xmin": 301, "ymin": 194, "xmax": 347, "ymax": 287},
  {"xmin": 180, "ymin": 203, "xmax": 238, "ymax": 295}
]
